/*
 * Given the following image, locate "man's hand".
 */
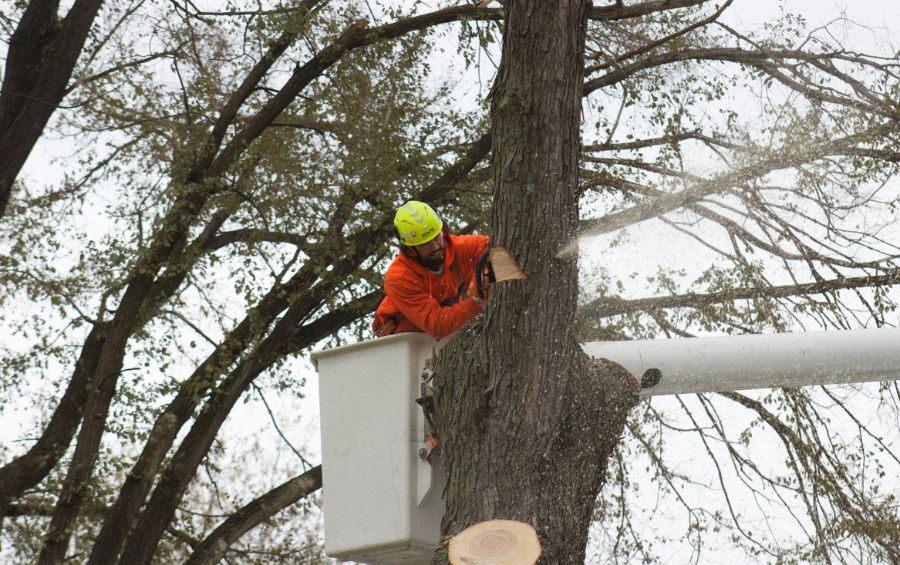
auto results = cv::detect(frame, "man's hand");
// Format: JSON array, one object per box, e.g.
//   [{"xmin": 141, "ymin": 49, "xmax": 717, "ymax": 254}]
[
  {"xmin": 467, "ymin": 247, "xmax": 525, "ymax": 307},
  {"xmin": 467, "ymin": 287, "xmax": 487, "ymax": 308}
]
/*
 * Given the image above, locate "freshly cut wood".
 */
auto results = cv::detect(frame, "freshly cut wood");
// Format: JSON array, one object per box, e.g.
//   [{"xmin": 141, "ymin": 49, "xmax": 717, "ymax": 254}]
[
  {"xmin": 448, "ymin": 519, "xmax": 541, "ymax": 565},
  {"xmin": 489, "ymin": 247, "xmax": 527, "ymax": 282}
]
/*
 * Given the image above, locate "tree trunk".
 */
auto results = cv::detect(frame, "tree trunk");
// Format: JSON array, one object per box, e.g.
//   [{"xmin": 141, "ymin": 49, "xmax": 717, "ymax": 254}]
[{"xmin": 433, "ymin": 2, "xmax": 639, "ymax": 563}]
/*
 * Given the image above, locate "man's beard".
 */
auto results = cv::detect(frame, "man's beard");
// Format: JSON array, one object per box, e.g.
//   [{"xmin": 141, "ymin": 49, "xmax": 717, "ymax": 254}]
[{"xmin": 417, "ymin": 251, "xmax": 445, "ymax": 272}]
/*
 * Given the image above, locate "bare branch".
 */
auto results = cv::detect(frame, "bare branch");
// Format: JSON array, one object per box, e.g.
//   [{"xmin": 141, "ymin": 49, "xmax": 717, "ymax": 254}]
[
  {"xmin": 579, "ymin": 270, "xmax": 900, "ymax": 320},
  {"xmin": 184, "ymin": 466, "xmax": 322, "ymax": 565},
  {"xmin": 204, "ymin": 229, "xmax": 308, "ymax": 251},
  {"xmin": 589, "ymin": 0, "xmax": 709, "ymax": 21},
  {"xmin": 582, "ymin": 130, "xmax": 743, "ymax": 152},
  {"xmin": 587, "ymin": 0, "xmax": 732, "ymax": 73},
  {"xmin": 568, "ymin": 122, "xmax": 896, "ymax": 251},
  {"xmin": 65, "ymin": 49, "xmax": 179, "ymax": 95}
]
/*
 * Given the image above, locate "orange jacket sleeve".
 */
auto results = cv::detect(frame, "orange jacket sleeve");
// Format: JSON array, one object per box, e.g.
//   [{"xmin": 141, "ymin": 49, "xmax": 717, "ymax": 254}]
[
  {"xmin": 453, "ymin": 234, "xmax": 491, "ymax": 272},
  {"xmin": 384, "ymin": 273, "xmax": 484, "ymax": 340}
]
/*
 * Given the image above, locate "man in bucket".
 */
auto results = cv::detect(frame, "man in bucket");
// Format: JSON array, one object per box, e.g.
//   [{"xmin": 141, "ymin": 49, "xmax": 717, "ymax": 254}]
[{"xmin": 372, "ymin": 200, "xmax": 490, "ymax": 340}]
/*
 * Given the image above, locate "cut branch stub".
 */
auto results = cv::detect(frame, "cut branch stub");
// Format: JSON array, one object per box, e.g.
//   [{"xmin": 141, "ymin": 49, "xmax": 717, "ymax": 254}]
[{"xmin": 448, "ymin": 519, "xmax": 541, "ymax": 565}]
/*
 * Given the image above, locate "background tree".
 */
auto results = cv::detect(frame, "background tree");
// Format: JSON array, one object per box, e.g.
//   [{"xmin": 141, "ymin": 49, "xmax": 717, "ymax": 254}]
[
  {"xmin": 573, "ymin": 4, "xmax": 900, "ymax": 560},
  {"xmin": 0, "ymin": 0, "xmax": 898, "ymax": 563}
]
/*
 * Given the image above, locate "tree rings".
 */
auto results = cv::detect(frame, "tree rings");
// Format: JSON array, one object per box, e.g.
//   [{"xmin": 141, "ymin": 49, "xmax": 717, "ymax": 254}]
[{"xmin": 448, "ymin": 519, "xmax": 541, "ymax": 565}]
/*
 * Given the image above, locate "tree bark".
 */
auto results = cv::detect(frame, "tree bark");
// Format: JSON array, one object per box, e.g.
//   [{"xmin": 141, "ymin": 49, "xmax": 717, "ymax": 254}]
[{"xmin": 433, "ymin": 2, "xmax": 639, "ymax": 563}]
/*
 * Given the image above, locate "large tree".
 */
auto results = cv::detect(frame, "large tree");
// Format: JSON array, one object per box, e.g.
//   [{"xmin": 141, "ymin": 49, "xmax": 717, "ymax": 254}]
[
  {"xmin": 433, "ymin": 2, "xmax": 639, "ymax": 562},
  {"xmin": 1, "ymin": 0, "xmax": 898, "ymax": 563}
]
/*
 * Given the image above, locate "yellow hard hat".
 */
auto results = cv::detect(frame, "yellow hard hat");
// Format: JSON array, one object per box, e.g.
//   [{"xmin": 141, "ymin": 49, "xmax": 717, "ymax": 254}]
[{"xmin": 394, "ymin": 200, "xmax": 443, "ymax": 246}]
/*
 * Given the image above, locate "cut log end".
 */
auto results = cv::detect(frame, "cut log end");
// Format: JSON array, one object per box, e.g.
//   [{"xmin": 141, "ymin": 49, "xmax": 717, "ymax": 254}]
[
  {"xmin": 489, "ymin": 247, "xmax": 527, "ymax": 282},
  {"xmin": 448, "ymin": 519, "xmax": 541, "ymax": 565}
]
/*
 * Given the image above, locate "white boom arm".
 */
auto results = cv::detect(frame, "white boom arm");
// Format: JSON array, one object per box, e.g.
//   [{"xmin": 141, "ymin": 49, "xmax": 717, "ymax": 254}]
[{"xmin": 582, "ymin": 327, "xmax": 900, "ymax": 397}]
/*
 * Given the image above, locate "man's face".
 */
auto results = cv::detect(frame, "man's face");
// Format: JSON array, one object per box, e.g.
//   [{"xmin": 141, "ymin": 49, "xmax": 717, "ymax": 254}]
[{"xmin": 413, "ymin": 231, "xmax": 445, "ymax": 270}]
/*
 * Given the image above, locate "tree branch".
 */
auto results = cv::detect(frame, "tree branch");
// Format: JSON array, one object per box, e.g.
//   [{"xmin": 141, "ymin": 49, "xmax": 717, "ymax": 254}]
[
  {"xmin": 203, "ymin": 0, "xmax": 323, "ymax": 169},
  {"xmin": 588, "ymin": 0, "xmax": 732, "ymax": 72},
  {"xmin": 564, "ymin": 122, "xmax": 896, "ymax": 254},
  {"xmin": 582, "ymin": 130, "xmax": 743, "ymax": 152},
  {"xmin": 579, "ymin": 270, "xmax": 900, "ymax": 320},
  {"xmin": 0, "ymin": 321, "xmax": 109, "ymax": 512},
  {"xmin": 580, "ymin": 172, "xmax": 891, "ymax": 270},
  {"xmin": 589, "ymin": 0, "xmax": 709, "ymax": 21},
  {"xmin": 184, "ymin": 466, "xmax": 322, "ymax": 565},
  {"xmin": 5, "ymin": 501, "xmax": 55, "ymax": 517},
  {"xmin": 719, "ymin": 391, "xmax": 900, "ymax": 560},
  {"xmin": 584, "ymin": 45, "xmax": 900, "ymax": 106},
  {"xmin": 268, "ymin": 116, "xmax": 345, "ymax": 135},
  {"xmin": 204, "ymin": 229, "xmax": 308, "ymax": 251},
  {"xmin": 64, "ymin": 49, "xmax": 179, "ymax": 95}
]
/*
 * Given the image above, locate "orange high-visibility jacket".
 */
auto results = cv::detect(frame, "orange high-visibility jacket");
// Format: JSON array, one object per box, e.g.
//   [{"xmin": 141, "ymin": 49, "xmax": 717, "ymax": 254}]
[{"xmin": 373, "ymin": 233, "xmax": 490, "ymax": 340}]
